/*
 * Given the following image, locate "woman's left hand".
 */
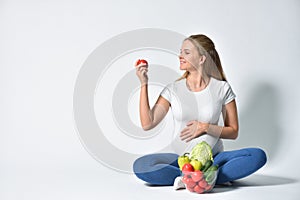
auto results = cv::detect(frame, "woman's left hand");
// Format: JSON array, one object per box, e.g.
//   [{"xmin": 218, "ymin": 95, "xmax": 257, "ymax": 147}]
[{"xmin": 180, "ymin": 120, "xmax": 209, "ymax": 142}]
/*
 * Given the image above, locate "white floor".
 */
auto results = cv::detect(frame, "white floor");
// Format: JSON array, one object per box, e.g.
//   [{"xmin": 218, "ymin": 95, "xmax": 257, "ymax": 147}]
[{"xmin": 1, "ymin": 159, "xmax": 299, "ymax": 200}]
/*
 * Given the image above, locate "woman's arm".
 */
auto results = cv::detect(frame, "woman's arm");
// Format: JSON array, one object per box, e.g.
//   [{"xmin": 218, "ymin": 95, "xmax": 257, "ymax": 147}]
[
  {"xmin": 180, "ymin": 100, "xmax": 239, "ymax": 142},
  {"xmin": 139, "ymin": 85, "xmax": 170, "ymax": 130},
  {"xmin": 207, "ymin": 100, "xmax": 239, "ymax": 139},
  {"xmin": 136, "ymin": 62, "xmax": 170, "ymax": 131}
]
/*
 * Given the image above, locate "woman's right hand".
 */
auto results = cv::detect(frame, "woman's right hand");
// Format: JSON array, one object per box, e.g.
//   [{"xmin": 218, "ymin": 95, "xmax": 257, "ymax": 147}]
[{"xmin": 135, "ymin": 61, "xmax": 148, "ymax": 85}]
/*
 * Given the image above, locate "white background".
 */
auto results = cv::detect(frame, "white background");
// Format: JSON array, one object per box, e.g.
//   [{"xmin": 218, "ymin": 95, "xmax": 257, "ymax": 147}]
[{"xmin": 1, "ymin": 0, "xmax": 300, "ymax": 199}]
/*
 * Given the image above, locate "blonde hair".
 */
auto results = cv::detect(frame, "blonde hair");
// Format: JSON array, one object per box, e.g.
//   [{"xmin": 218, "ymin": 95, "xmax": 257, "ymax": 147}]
[{"xmin": 177, "ymin": 34, "xmax": 227, "ymax": 81}]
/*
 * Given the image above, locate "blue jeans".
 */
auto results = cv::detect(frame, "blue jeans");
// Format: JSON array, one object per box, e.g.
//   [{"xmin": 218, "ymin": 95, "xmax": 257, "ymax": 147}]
[{"xmin": 133, "ymin": 148, "xmax": 267, "ymax": 185}]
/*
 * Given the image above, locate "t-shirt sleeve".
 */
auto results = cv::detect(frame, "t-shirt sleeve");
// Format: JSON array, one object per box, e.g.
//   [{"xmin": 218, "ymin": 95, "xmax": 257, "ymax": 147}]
[
  {"xmin": 223, "ymin": 82, "xmax": 236, "ymax": 105},
  {"xmin": 159, "ymin": 83, "xmax": 172, "ymax": 103}
]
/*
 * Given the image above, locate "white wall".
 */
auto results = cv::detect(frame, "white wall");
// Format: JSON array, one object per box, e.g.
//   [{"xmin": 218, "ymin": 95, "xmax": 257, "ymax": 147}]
[{"xmin": 1, "ymin": 0, "xmax": 299, "ymax": 199}]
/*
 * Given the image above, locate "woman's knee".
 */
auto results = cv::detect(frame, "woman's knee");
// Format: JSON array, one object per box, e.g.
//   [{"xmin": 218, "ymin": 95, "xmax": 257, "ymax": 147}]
[
  {"xmin": 133, "ymin": 153, "xmax": 179, "ymax": 174},
  {"xmin": 132, "ymin": 153, "xmax": 180, "ymax": 185},
  {"xmin": 133, "ymin": 155, "xmax": 151, "ymax": 174},
  {"xmin": 133, "ymin": 156, "xmax": 142, "ymax": 174},
  {"xmin": 249, "ymin": 148, "xmax": 267, "ymax": 168}
]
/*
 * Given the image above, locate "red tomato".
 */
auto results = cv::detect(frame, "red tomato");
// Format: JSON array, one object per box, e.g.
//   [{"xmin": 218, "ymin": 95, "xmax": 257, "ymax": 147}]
[
  {"xmin": 187, "ymin": 187, "xmax": 194, "ymax": 192},
  {"xmin": 182, "ymin": 163, "xmax": 194, "ymax": 173},
  {"xmin": 205, "ymin": 184, "xmax": 212, "ymax": 191},
  {"xmin": 182, "ymin": 174, "xmax": 189, "ymax": 184},
  {"xmin": 136, "ymin": 59, "xmax": 148, "ymax": 66},
  {"xmin": 191, "ymin": 170, "xmax": 203, "ymax": 182},
  {"xmin": 193, "ymin": 185, "xmax": 205, "ymax": 194},
  {"xmin": 185, "ymin": 177, "xmax": 196, "ymax": 188},
  {"xmin": 198, "ymin": 179, "xmax": 208, "ymax": 188}
]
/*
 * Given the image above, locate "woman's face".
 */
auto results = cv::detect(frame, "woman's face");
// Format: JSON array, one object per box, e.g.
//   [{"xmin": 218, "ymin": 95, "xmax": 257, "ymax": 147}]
[{"xmin": 179, "ymin": 39, "xmax": 201, "ymax": 71}]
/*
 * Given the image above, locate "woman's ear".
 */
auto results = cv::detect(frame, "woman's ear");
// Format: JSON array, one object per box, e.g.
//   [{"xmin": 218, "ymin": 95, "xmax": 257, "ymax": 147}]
[{"xmin": 198, "ymin": 55, "xmax": 206, "ymax": 65}]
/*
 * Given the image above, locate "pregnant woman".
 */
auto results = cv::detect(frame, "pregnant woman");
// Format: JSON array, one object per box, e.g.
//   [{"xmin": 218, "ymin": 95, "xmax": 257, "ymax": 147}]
[{"xmin": 133, "ymin": 34, "xmax": 267, "ymax": 187}]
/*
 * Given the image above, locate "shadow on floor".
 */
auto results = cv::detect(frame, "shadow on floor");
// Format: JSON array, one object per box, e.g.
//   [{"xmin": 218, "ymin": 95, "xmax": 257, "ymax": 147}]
[
  {"xmin": 144, "ymin": 183, "xmax": 171, "ymax": 187},
  {"xmin": 212, "ymin": 174, "xmax": 298, "ymax": 193}
]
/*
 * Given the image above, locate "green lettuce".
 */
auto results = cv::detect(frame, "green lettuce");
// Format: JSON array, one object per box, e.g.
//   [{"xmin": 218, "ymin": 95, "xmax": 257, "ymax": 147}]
[{"xmin": 189, "ymin": 141, "xmax": 213, "ymax": 165}]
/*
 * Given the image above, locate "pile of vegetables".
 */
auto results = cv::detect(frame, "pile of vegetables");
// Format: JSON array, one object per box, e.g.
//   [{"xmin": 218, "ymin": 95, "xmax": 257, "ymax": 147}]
[{"xmin": 177, "ymin": 141, "xmax": 218, "ymax": 194}]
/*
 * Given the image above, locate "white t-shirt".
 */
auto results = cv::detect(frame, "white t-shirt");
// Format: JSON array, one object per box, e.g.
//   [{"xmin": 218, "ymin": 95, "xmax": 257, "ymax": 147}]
[{"xmin": 160, "ymin": 77, "xmax": 236, "ymax": 155}]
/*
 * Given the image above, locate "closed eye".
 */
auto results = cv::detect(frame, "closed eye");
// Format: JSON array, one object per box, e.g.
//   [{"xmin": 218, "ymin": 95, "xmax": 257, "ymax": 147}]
[{"xmin": 180, "ymin": 49, "xmax": 191, "ymax": 55}]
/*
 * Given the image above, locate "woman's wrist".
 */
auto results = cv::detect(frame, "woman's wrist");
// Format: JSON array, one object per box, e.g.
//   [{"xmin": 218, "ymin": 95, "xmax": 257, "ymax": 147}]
[
  {"xmin": 142, "ymin": 81, "xmax": 148, "ymax": 85},
  {"xmin": 197, "ymin": 121, "xmax": 209, "ymax": 136},
  {"xmin": 206, "ymin": 124, "xmax": 224, "ymax": 138}
]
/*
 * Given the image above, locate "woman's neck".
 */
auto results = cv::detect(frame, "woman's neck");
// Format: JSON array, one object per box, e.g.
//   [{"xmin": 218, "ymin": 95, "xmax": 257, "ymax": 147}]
[{"xmin": 186, "ymin": 71, "xmax": 209, "ymax": 90}]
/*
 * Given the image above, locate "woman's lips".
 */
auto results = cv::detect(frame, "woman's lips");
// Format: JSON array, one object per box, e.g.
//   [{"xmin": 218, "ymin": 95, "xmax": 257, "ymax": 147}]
[{"xmin": 180, "ymin": 60, "xmax": 186, "ymax": 64}]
